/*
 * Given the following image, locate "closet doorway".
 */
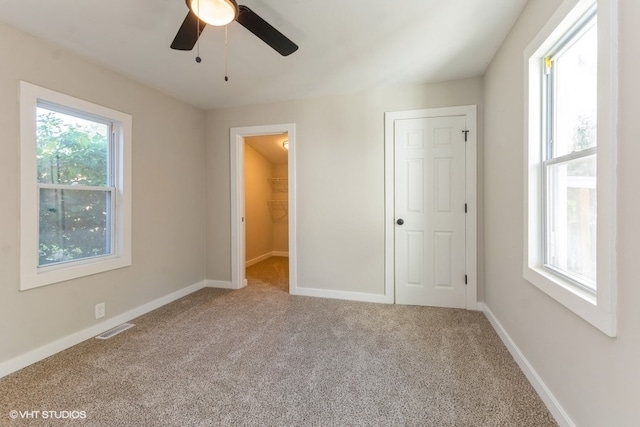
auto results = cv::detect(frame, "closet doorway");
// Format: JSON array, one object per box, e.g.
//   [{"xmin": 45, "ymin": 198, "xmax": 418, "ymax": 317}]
[
  {"xmin": 244, "ymin": 134, "xmax": 289, "ymax": 292},
  {"xmin": 230, "ymin": 124, "xmax": 297, "ymax": 293}
]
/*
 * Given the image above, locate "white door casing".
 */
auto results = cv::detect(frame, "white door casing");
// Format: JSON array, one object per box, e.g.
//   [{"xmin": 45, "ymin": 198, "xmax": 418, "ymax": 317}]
[
  {"xmin": 230, "ymin": 123, "xmax": 297, "ymax": 291},
  {"xmin": 384, "ymin": 106, "xmax": 477, "ymax": 309}
]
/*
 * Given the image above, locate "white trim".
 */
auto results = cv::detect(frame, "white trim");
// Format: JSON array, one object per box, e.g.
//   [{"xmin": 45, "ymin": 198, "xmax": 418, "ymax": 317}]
[
  {"xmin": 206, "ymin": 280, "xmax": 237, "ymax": 289},
  {"xmin": 246, "ymin": 252, "xmax": 273, "ymax": 268},
  {"xmin": 480, "ymin": 303, "xmax": 575, "ymax": 427},
  {"xmin": 19, "ymin": 81, "xmax": 132, "ymax": 290},
  {"xmin": 293, "ymin": 287, "xmax": 390, "ymax": 304},
  {"xmin": 0, "ymin": 280, "xmax": 207, "ymax": 379},
  {"xmin": 464, "ymin": 107, "xmax": 478, "ymax": 311},
  {"xmin": 384, "ymin": 105, "xmax": 478, "ymax": 309},
  {"xmin": 230, "ymin": 124, "xmax": 297, "ymax": 292},
  {"xmin": 246, "ymin": 251, "xmax": 289, "ymax": 268},
  {"xmin": 523, "ymin": 0, "xmax": 618, "ymax": 337}
]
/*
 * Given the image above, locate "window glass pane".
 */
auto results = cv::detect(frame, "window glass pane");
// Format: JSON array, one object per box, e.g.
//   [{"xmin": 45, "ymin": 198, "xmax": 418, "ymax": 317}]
[
  {"xmin": 36, "ymin": 107, "xmax": 109, "ymax": 186},
  {"xmin": 39, "ymin": 188, "xmax": 111, "ymax": 266},
  {"xmin": 553, "ymin": 22, "xmax": 597, "ymax": 158},
  {"xmin": 546, "ymin": 154, "xmax": 596, "ymax": 289}
]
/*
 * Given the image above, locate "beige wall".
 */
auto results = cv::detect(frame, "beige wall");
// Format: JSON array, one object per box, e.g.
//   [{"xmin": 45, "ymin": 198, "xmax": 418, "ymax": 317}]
[
  {"xmin": 0, "ymin": 22, "xmax": 206, "ymax": 364},
  {"xmin": 206, "ymin": 78, "xmax": 484, "ymax": 295},
  {"xmin": 483, "ymin": 0, "xmax": 640, "ymax": 424},
  {"xmin": 244, "ymin": 144, "xmax": 274, "ymax": 261}
]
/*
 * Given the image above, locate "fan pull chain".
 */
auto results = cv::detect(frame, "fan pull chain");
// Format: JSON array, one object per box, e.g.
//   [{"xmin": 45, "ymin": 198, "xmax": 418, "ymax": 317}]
[
  {"xmin": 224, "ymin": 25, "xmax": 229, "ymax": 81},
  {"xmin": 195, "ymin": 0, "xmax": 202, "ymax": 63}
]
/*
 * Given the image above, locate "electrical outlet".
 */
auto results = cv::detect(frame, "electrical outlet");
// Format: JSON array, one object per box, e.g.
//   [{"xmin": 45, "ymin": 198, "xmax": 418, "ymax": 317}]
[{"xmin": 95, "ymin": 302, "xmax": 105, "ymax": 319}]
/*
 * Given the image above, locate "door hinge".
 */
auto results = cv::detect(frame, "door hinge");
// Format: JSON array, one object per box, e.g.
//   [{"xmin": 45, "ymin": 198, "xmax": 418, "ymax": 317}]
[
  {"xmin": 465, "ymin": 203, "xmax": 468, "ymax": 213},
  {"xmin": 465, "ymin": 274, "xmax": 468, "ymax": 285},
  {"xmin": 462, "ymin": 130, "xmax": 470, "ymax": 142}
]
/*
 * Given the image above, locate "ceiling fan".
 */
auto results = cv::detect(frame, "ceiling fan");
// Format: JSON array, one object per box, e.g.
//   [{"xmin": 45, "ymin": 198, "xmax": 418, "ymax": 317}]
[{"xmin": 170, "ymin": 0, "xmax": 298, "ymax": 56}]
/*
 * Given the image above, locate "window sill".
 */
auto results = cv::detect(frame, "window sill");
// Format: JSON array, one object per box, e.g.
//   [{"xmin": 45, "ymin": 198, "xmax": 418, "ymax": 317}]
[
  {"xmin": 523, "ymin": 265, "xmax": 615, "ymax": 337},
  {"xmin": 20, "ymin": 254, "xmax": 131, "ymax": 291}
]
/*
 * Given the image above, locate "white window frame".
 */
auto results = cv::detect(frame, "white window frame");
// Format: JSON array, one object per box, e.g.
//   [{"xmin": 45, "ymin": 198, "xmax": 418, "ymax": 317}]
[
  {"xmin": 20, "ymin": 81, "xmax": 132, "ymax": 290},
  {"xmin": 524, "ymin": 0, "xmax": 617, "ymax": 337},
  {"xmin": 542, "ymin": 5, "xmax": 597, "ymax": 292}
]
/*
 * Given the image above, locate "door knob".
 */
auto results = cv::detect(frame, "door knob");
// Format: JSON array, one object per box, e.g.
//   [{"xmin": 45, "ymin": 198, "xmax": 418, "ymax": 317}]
[{"xmin": 396, "ymin": 218, "xmax": 404, "ymax": 225}]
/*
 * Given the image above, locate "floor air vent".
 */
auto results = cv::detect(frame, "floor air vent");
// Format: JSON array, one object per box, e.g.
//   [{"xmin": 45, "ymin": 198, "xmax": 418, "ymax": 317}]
[{"xmin": 95, "ymin": 323, "xmax": 135, "ymax": 340}]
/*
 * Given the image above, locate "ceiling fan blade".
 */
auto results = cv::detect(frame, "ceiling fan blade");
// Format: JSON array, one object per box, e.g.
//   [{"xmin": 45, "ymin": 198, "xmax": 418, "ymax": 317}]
[
  {"xmin": 170, "ymin": 10, "xmax": 206, "ymax": 51},
  {"xmin": 236, "ymin": 5, "xmax": 298, "ymax": 56}
]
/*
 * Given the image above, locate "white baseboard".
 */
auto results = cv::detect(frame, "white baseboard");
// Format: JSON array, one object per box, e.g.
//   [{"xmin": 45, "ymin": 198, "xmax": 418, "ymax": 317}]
[
  {"xmin": 245, "ymin": 251, "xmax": 289, "ymax": 268},
  {"xmin": 206, "ymin": 279, "xmax": 238, "ymax": 289},
  {"xmin": 291, "ymin": 286, "xmax": 393, "ymax": 304},
  {"xmin": 480, "ymin": 302, "xmax": 575, "ymax": 427},
  {"xmin": 0, "ymin": 280, "xmax": 207, "ymax": 380},
  {"xmin": 246, "ymin": 253, "xmax": 271, "ymax": 268}
]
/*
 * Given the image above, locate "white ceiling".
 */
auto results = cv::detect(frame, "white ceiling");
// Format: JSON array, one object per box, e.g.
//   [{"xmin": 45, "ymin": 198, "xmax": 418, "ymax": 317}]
[{"xmin": 0, "ymin": 0, "xmax": 528, "ymax": 110}]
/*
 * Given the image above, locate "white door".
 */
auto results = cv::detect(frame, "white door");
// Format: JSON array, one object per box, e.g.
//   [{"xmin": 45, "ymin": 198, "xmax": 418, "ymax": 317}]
[{"xmin": 394, "ymin": 115, "xmax": 467, "ymax": 308}]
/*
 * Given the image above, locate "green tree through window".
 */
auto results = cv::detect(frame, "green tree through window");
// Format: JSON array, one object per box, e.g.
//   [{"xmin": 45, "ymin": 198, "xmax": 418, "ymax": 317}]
[{"xmin": 36, "ymin": 107, "xmax": 113, "ymax": 266}]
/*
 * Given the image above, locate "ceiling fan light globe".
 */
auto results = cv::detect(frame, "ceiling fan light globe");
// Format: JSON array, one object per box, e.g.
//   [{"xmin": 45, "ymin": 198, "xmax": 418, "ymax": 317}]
[{"xmin": 189, "ymin": 0, "xmax": 238, "ymax": 26}]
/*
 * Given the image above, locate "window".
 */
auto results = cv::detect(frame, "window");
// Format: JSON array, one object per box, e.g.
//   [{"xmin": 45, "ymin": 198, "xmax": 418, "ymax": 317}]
[
  {"xmin": 524, "ymin": 0, "xmax": 617, "ymax": 336},
  {"xmin": 37, "ymin": 104, "xmax": 114, "ymax": 267},
  {"xmin": 20, "ymin": 82, "xmax": 132, "ymax": 290},
  {"xmin": 543, "ymin": 6, "xmax": 597, "ymax": 292}
]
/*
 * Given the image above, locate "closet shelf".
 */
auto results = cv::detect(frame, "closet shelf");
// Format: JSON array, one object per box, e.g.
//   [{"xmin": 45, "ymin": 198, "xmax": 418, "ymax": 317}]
[
  {"xmin": 267, "ymin": 178, "xmax": 288, "ymax": 193},
  {"xmin": 267, "ymin": 200, "xmax": 288, "ymax": 220}
]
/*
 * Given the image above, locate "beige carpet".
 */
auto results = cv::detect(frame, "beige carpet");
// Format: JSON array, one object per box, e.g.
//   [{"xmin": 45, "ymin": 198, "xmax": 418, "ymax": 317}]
[
  {"xmin": 246, "ymin": 256, "xmax": 290, "ymax": 293},
  {"xmin": 0, "ymin": 257, "xmax": 556, "ymax": 426}
]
